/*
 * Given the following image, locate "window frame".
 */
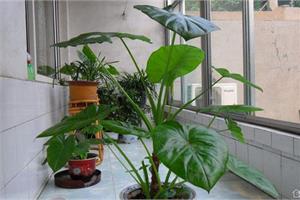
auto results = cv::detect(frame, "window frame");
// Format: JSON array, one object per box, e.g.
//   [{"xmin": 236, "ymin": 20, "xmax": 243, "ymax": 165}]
[
  {"xmin": 168, "ymin": 0, "xmax": 300, "ymax": 136},
  {"xmin": 25, "ymin": 0, "xmax": 61, "ymax": 83}
]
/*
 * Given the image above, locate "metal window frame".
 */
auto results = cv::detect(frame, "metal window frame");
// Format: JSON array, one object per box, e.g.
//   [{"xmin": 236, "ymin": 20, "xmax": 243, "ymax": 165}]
[{"xmin": 168, "ymin": 0, "xmax": 300, "ymax": 136}]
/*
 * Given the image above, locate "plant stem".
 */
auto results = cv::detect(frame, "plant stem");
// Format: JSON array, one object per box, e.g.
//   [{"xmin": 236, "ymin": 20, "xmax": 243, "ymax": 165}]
[
  {"xmin": 105, "ymin": 133, "xmax": 147, "ymax": 192},
  {"xmin": 207, "ymin": 116, "xmax": 216, "ymax": 128},
  {"xmin": 169, "ymin": 77, "xmax": 223, "ymax": 120},
  {"xmin": 120, "ymin": 38, "xmax": 158, "ymax": 123},
  {"xmin": 156, "ymin": 31, "xmax": 177, "ymax": 124},
  {"xmin": 140, "ymin": 139, "xmax": 162, "ymax": 191}
]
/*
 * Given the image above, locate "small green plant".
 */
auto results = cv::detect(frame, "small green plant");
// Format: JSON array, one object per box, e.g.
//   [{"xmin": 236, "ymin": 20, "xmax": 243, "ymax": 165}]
[
  {"xmin": 98, "ymin": 71, "xmax": 156, "ymax": 127},
  {"xmin": 37, "ymin": 105, "xmax": 111, "ymax": 172},
  {"xmin": 48, "ymin": 2, "xmax": 279, "ymax": 199},
  {"xmin": 60, "ymin": 44, "xmax": 119, "ymax": 82}
]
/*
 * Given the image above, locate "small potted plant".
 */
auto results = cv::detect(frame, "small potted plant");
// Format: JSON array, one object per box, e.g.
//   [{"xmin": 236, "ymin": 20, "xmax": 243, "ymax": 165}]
[
  {"xmin": 37, "ymin": 105, "xmax": 111, "ymax": 180},
  {"xmin": 59, "ymin": 45, "xmax": 118, "ymax": 102}
]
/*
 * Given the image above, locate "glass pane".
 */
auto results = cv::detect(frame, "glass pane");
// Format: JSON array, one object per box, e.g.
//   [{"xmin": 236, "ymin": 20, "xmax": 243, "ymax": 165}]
[
  {"xmin": 184, "ymin": 0, "xmax": 203, "ymax": 107},
  {"xmin": 211, "ymin": 0, "xmax": 244, "ymax": 105},
  {"xmin": 254, "ymin": 1, "xmax": 300, "ymax": 124},
  {"xmin": 34, "ymin": 0, "xmax": 56, "ymax": 77}
]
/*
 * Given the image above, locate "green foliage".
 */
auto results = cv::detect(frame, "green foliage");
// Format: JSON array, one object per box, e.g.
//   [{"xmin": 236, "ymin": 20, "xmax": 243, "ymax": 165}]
[
  {"xmin": 227, "ymin": 155, "xmax": 279, "ymax": 198},
  {"xmin": 101, "ymin": 120, "xmax": 149, "ymax": 138},
  {"xmin": 146, "ymin": 44, "xmax": 204, "ymax": 85},
  {"xmin": 48, "ymin": 2, "xmax": 278, "ymax": 198},
  {"xmin": 60, "ymin": 45, "xmax": 118, "ymax": 82},
  {"xmin": 37, "ymin": 104, "xmax": 111, "ymax": 138},
  {"xmin": 98, "ymin": 71, "xmax": 156, "ymax": 126},
  {"xmin": 153, "ymin": 121, "xmax": 228, "ymax": 191},
  {"xmin": 53, "ymin": 32, "xmax": 151, "ymax": 48},
  {"xmin": 37, "ymin": 105, "xmax": 113, "ymax": 172},
  {"xmin": 37, "ymin": 65, "xmax": 56, "ymax": 78},
  {"xmin": 213, "ymin": 67, "xmax": 263, "ymax": 91},
  {"xmin": 47, "ymin": 135, "xmax": 75, "ymax": 172},
  {"xmin": 134, "ymin": 5, "xmax": 220, "ymax": 41},
  {"xmin": 198, "ymin": 105, "xmax": 263, "ymax": 114}
]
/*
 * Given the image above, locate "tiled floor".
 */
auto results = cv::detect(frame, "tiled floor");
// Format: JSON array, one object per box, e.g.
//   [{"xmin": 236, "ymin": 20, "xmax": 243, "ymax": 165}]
[{"xmin": 39, "ymin": 139, "xmax": 271, "ymax": 200}]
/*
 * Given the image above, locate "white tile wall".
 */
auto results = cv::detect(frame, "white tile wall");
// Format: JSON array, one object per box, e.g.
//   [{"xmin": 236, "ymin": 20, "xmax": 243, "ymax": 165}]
[
  {"xmin": 295, "ymin": 138, "xmax": 300, "ymax": 157},
  {"xmin": 169, "ymin": 106, "xmax": 300, "ymax": 199},
  {"xmin": 271, "ymin": 133, "xmax": 294, "ymax": 155},
  {"xmin": 0, "ymin": 76, "xmax": 68, "ymax": 199},
  {"xmin": 254, "ymin": 128, "xmax": 272, "ymax": 146},
  {"xmin": 281, "ymin": 158, "xmax": 300, "ymax": 198}
]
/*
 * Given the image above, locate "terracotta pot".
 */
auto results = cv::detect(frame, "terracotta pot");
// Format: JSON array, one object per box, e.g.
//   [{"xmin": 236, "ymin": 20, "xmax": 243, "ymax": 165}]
[
  {"xmin": 68, "ymin": 153, "xmax": 97, "ymax": 180},
  {"xmin": 68, "ymin": 81, "xmax": 99, "ymax": 102},
  {"xmin": 119, "ymin": 184, "xmax": 196, "ymax": 200}
]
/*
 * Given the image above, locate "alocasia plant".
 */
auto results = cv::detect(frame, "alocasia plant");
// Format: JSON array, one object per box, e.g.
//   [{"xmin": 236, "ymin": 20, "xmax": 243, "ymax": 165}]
[{"xmin": 46, "ymin": 2, "xmax": 279, "ymax": 199}]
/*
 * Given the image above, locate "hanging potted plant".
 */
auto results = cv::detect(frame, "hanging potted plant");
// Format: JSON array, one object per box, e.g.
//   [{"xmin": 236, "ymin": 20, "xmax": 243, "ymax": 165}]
[{"xmin": 52, "ymin": 3, "xmax": 279, "ymax": 199}]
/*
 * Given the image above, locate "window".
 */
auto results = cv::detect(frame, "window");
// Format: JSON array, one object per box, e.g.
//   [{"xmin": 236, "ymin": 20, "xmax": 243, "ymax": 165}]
[
  {"xmin": 169, "ymin": 0, "xmax": 300, "ymax": 134},
  {"xmin": 211, "ymin": 0, "xmax": 244, "ymax": 105},
  {"xmin": 184, "ymin": 0, "xmax": 204, "ymax": 106},
  {"xmin": 26, "ymin": 0, "xmax": 60, "ymax": 80},
  {"xmin": 254, "ymin": 1, "xmax": 300, "ymax": 124}
]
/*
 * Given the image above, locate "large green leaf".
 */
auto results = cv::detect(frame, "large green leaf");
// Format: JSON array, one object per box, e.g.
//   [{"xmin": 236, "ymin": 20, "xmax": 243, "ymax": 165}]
[
  {"xmin": 152, "ymin": 121, "xmax": 228, "ymax": 191},
  {"xmin": 227, "ymin": 155, "xmax": 279, "ymax": 198},
  {"xmin": 47, "ymin": 135, "xmax": 75, "ymax": 172},
  {"xmin": 53, "ymin": 32, "xmax": 151, "ymax": 48},
  {"xmin": 102, "ymin": 120, "xmax": 149, "ymax": 138},
  {"xmin": 213, "ymin": 67, "xmax": 263, "ymax": 92},
  {"xmin": 134, "ymin": 5, "xmax": 220, "ymax": 41},
  {"xmin": 146, "ymin": 44, "xmax": 204, "ymax": 85},
  {"xmin": 37, "ymin": 105, "xmax": 112, "ymax": 138},
  {"xmin": 198, "ymin": 105, "xmax": 263, "ymax": 114}
]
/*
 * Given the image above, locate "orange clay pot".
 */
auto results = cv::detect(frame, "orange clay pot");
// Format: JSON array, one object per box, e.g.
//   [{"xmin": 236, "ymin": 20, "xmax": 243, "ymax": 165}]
[{"xmin": 68, "ymin": 81, "xmax": 99, "ymax": 102}]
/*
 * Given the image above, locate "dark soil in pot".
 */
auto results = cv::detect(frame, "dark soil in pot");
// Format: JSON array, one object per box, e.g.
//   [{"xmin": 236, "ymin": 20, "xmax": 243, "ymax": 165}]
[{"xmin": 120, "ymin": 184, "xmax": 196, "ymax": 200}]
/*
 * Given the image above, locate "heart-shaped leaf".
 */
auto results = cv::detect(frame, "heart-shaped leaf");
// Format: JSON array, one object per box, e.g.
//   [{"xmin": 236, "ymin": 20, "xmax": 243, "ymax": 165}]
[
  {"xmin": 213, "ymin": 67, "xmax": 263, "ymax": 92},
  {"xmin": 227, "ymin": 155, "xmax": 279, "ymax": 198},
  {"xmin": 47, "ymin": 135, "xmax": 75, "ymax": 172},
  {"xmin": 146, "ymin": 44, "xmax": 204, "ymax": 85},
  {"xmin": 152, "ymin": 121, "xmax": 228, "ymax": 191},
  {"xmin": 134, "ymin": 5, "xmax": 220, "ymax": 41},
  {"xmin": 53, "ymin": 32, "xmax": 152, "ymax": 48}
]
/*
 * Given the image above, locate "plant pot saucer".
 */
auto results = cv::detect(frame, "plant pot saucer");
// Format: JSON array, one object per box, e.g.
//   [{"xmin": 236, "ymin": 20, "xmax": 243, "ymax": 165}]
[{"xmin": 54, "ymin": 169, "xmax": 101, "ymax": 189}]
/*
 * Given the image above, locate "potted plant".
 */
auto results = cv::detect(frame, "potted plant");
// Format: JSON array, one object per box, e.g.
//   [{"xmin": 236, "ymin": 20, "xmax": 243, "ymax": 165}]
[
  {"xmin": 98, "ymin": 71, "xmax": 157, "ymax": 143},
  {"xmin": 59, "ymin": 45, "xmax": 118, "ymax": 102},
  {"xmin": 52, "ymin": 3, "xmax": 279, "ymax": 199},
  {"xmin": 37, "ymin": 104, "xmax": 111, "ymax": 179}
]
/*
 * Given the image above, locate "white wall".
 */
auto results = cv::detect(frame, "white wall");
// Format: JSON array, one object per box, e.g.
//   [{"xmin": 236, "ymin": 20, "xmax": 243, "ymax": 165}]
[
  {"xmin": 66, "ymin": 0, "xmax": 165, "ymax": 73},
  {"xmin": 0, "ymin": 1, "xmax": 68, "ymax": 199},
  {"xmin": 171, "ymin": 106, "xmax": 300, "ymax": 199}
]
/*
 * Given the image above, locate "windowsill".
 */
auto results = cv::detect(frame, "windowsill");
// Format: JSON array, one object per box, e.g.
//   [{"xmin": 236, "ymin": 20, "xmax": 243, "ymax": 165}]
[{"xmin": 166, "ymin": 105, "xmax": 300, "ymax": 158}]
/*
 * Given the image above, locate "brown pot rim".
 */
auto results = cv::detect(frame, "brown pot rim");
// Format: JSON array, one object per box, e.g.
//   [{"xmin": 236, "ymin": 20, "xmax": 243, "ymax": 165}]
[{"xmin": 68, "ymin": 80, "xmax": 99, "ymax": 86}]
